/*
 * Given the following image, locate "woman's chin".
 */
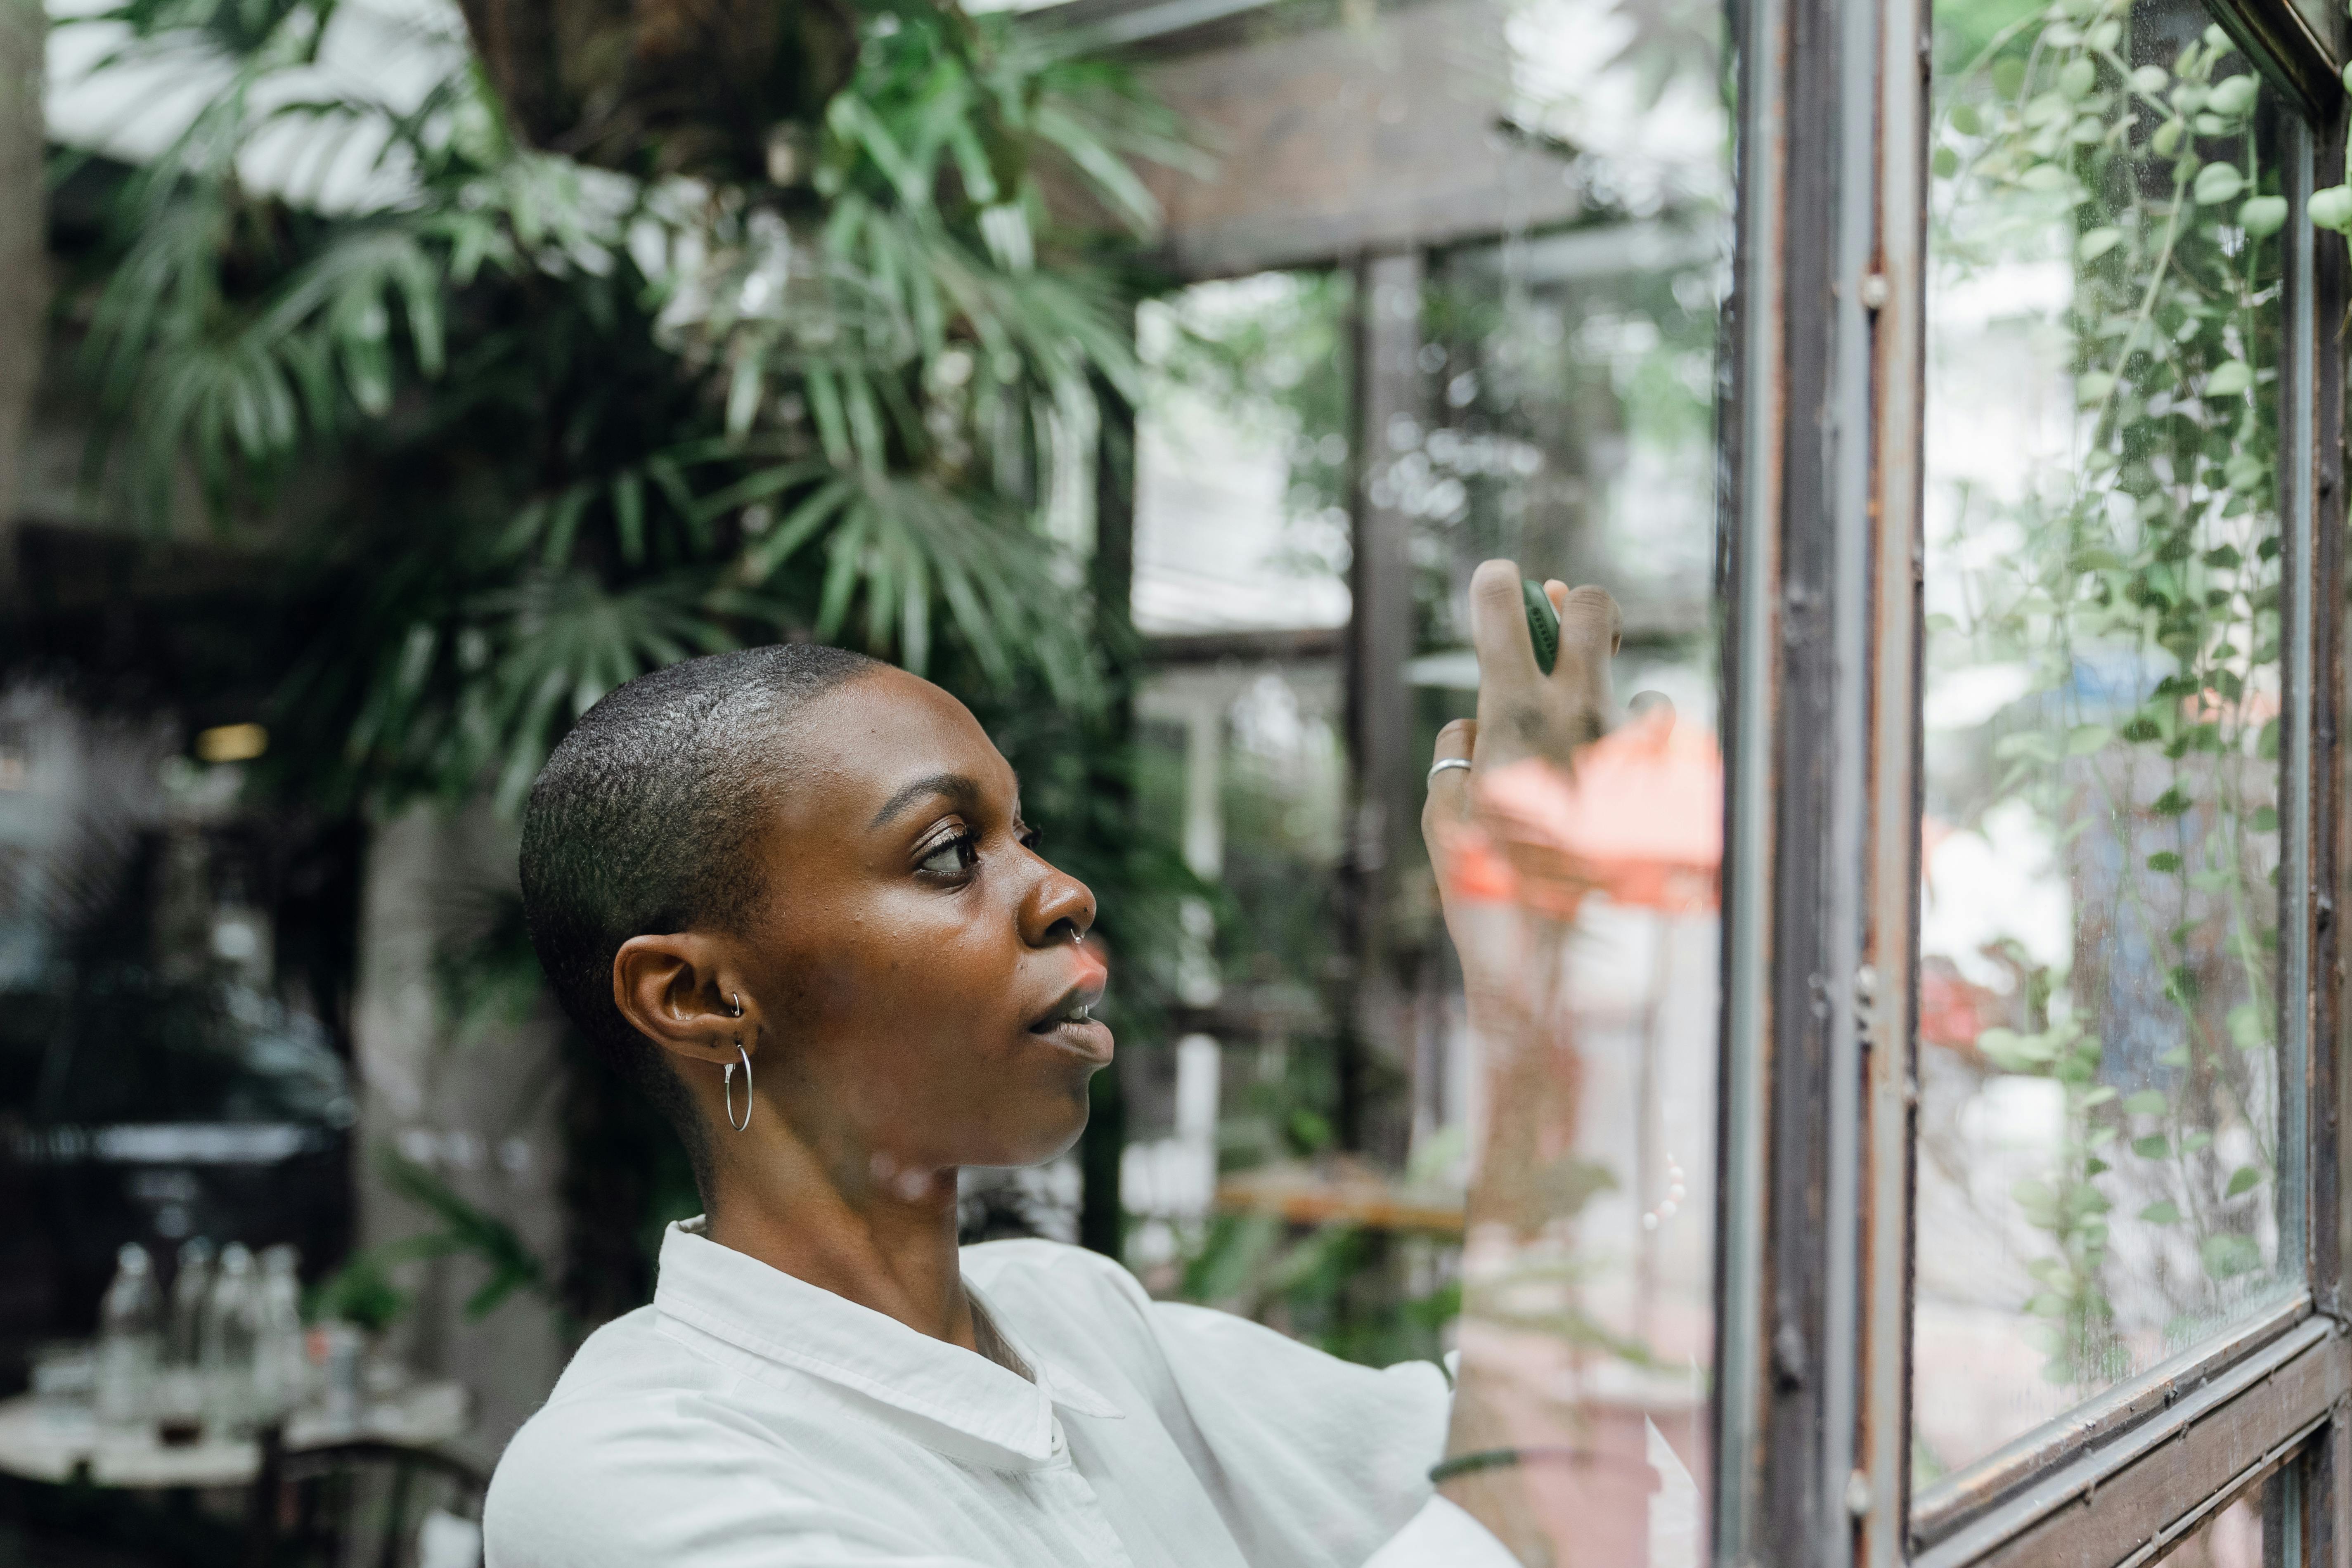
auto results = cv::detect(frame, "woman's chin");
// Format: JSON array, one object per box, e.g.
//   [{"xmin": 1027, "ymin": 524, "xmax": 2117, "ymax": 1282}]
[{"xmin": 970, "ymin": 1094, "xmax": 1096, "ymax": 1171}]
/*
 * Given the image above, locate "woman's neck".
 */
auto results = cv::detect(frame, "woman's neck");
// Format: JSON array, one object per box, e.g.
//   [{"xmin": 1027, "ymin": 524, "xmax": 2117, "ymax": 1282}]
[{"xmin": 702, "ymin": 1125, "xmax": 975, "ymax": 1352}]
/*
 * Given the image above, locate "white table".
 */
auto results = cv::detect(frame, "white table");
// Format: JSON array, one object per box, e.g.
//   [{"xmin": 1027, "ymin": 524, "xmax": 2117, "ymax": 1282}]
[{"xmin": 0, "ymin": 1381, "xmax": 469, "ymax": 1489}]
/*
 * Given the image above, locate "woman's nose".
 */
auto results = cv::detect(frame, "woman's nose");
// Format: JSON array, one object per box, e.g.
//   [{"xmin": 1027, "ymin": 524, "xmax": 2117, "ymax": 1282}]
[{"xmin": 1020, "ymin": 863, "xmax": 1097, "ymax": 949}]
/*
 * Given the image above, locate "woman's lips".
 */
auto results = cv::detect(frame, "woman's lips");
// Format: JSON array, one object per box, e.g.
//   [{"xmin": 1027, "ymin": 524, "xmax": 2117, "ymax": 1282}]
[
  {"xmin": 1026, "ymin": 970, "xmax": 1112, "ymax": 1062},
  {"xmin": 1029, "ymin": 1015, "xmax": 1114, "ymax": 1064}
]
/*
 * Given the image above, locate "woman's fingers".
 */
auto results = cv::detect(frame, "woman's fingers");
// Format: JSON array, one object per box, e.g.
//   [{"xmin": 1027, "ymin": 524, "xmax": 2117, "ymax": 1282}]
[
  {"xmin": 1465, "ymin": 562, "xmax": 1621, "ymax": 766},
  {"xmin": 1422, "ymin": 718, "xmax": 1478, "ymax": 837},
  {"xmin": 1466, "ymin": 559, "xmax": 1541, "ymax": 685},
  {"xmin": 1551, "ymin": 582, "xmax": 1620, "ymax": 746}
]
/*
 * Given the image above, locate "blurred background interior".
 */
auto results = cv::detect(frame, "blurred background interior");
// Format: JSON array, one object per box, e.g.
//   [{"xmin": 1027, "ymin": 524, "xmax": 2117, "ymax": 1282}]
[{"xmin": 0, "ymin": 0, "xmax": 1727, "ymax": 1558}]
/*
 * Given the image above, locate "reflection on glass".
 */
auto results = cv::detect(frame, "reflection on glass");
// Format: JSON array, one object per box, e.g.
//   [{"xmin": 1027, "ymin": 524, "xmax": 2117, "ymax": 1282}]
[
  {"xmin": 1126, "ymin": 236, "xmax": 1727, "ymax": 1386},
  {"xmin": 1133, "ymin": 273, "xmax": 1355, "ymax": 637},
  {"xmin": 1418, "ymin": 138, "xmax": 1723, "ymax": 1568},
  {"xmin": 1914, "ymin": 0, "xmax": 2297, "ymax": 1484},
  {"xmin": 1430, "ymin": 230, "xmax": 1723, "ymax": 637},
  {"xmin": 1122, "ymin": 0, "xmax": 1724, "ymax": 1555}
]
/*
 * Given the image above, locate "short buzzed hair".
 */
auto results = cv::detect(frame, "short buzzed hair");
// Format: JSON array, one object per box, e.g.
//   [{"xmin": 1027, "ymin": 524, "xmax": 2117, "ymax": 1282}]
[{"xmin": 519, "ymin": 645, "xmax": 879, "ymax": 1163}]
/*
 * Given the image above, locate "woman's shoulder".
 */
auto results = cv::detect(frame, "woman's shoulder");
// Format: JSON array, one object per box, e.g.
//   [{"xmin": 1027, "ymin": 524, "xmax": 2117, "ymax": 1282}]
[
  {"xmin": 488, "ymin": 1306, "xmax": 755, "ymax": 1487},
  {"xmin": 485, "ymin": 1307, "xmax": 811, "ymax": 1563}
]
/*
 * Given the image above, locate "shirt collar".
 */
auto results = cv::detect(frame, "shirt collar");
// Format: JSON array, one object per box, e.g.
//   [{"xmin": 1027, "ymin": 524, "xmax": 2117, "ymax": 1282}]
[{"xmin": 650, "ymin": 1220, "xmax": 1119, "ymax": 1467}]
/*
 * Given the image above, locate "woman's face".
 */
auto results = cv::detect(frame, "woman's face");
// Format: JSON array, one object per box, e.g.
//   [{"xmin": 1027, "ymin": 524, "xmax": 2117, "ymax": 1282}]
[{"xmin": 737, "ymin": 667, "xmax": 1110, "ymax": 1175}]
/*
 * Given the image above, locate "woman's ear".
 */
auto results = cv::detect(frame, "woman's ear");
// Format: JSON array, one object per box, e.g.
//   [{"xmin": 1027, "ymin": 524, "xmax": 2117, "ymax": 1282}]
[{"xmin": 613, "ymin": 933, "xmax": 752, "ymax": 1069}]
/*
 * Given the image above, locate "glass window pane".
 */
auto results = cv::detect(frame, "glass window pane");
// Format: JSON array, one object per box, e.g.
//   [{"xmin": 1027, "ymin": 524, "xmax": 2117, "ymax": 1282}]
[
  {"xmin": 2159, "ymin": 1473, "xmax": 2280, "ymax": 1568},
  {"xmin": 1424, "ymin": 228, "xmax": 1724, "ymax": 1563},
  {"xmin": 1122, "ymin": 2, "xmax": 1726, "ymax": 1554},
  {"xmin": 1914, "ymin": 0, "xmax": 2301, "ymax": 1485}
]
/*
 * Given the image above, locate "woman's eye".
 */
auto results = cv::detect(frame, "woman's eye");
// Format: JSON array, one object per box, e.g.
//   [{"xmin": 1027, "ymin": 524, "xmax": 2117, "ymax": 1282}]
[
  {"xmin": 918, "ymin": 835, "xmax": 977, "ymax": 877},
  {"xmin": 1017, "ymin": 824, "xmax": 1043, "ymax": 853}
]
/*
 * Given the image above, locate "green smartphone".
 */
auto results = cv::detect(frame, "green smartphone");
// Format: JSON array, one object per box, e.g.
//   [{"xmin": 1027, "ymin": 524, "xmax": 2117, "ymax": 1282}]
[{"xmin": 1523, "ymin": 577, "xmax": 1559, "ymax": 675}]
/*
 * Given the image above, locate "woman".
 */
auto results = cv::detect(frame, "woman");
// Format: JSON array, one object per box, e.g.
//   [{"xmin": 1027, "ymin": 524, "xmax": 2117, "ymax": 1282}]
[{"xmin": 483, "ymin": 560, "xmax": 1621, "ymax": 1567}]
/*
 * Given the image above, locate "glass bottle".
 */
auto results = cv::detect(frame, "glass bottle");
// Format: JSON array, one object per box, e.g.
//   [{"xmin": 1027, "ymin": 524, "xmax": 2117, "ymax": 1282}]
[
  {"xmin": 94, "ymin": 1243, "xmax": 161, "ymax": 1428},
  {"xmin": 254, "ymin": 1246, "xmax": 307, "ymax": 1419},
  {"xmin": 156, "ymin": 1237, "xmax": 215, "ymax": 1442},
  {"xmin": 166, "ymin": 1238, "xmax": 215, "ymax": 1366},
  {"xmin": 202, "ymin": 1242, "xmax": 262, "ymax": 1433}
]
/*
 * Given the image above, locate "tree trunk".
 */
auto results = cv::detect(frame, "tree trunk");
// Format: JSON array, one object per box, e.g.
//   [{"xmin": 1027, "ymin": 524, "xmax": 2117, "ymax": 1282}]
[{"xmin": 0, "ymin": 0, "xmax": 43, "ymax": 597}]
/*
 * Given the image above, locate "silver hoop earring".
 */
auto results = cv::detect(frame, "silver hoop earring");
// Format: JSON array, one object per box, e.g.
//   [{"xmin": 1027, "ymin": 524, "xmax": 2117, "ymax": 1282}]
[
  {"xmin": 729, "ymin": 992, "xmax": 743, "ymax": 1018},
  {"xmin": 723, "ymin": 1041, "xmax": 753, "ymax": 1132}
]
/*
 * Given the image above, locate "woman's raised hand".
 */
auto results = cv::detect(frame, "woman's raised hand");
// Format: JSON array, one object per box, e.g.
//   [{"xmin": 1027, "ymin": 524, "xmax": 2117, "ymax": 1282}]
[
  {"xmin": 1420, "ymin": 558, "xmax": 1621, "ymax": 882},
  {"xmin": 1420, "ymin": 562, "xmax": 1626, "ymax": 1562}
]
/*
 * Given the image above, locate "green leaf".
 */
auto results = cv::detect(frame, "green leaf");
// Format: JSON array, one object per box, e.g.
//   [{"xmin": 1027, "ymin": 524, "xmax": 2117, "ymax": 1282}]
[
  {"xmin": 2228, "ymin": 1003, "xmax": 2269, "ymax": 1050},
  {"xmin": 376, "ymin": 1148, "xmax": 546, "ymax": 1320},
  {"xmin": 2205, "ymin": 359, "xmax": 2254, "ymax": 396},
  {"xmin": 2206, "ymin": 74, "xmax": 2257, "ymax": 117},
  {"xmin": 2201, "ymin": 1232, "xmax": 2263, "ymax": 1281},
  {"xmin": 2065, "ymin": 723, "xmax": 2113, "ymax": 755},
  {"xmin": 2192, "ymin": 162, "xmax": 2245, "ymax": 205},
  {"xmin": 541, "ymin": 486, "xmax": 590, "ymax": 570},
  {"xmin": 2139, "ymin": 1200, "xmax": 2182, "ymax": 1224},
  {"xmin": 1978, "ymin": 1027, "xmax": 2055, "ymax": 1072},
  {"xmin": 2122, "ymin": 1088, "xmax": 2170, "ymax": 1115},
  {"xmin": 1033, "ymin": 104, "xmax": 1169, "ymax": 239},
  {"xmin": 2131, "ymin": 1135, "xmax": 2170, "ymax": 1159},
  {"xmin": 2310, "ymin": 184, "xmax": 2352, "ymax": 233},
  {"xmin": 2152, "ymin": 787, "xmax": 2193, "ymax": 816},
  {"xmin": 2146, "ymin": 850, "xmax": 2183, "ymax": 872},
  {"xmin": 2225, "ymin": 1166, "xmax": 2263, "ymax": 1197},
  {"xmin": 612, "ymin": 473, "xmax": 646, "ymax": 565},
  {"xmin": 2077, "ymin": 227, "xmax": 2123, "ymax": 263},
  {"xmin": 2238, "ymin": 195, "xmax": 2288, "ymax": 237},
  {"xmin": 1932, "ymin": 146, "xmax": 1961, "ymax": 179}
]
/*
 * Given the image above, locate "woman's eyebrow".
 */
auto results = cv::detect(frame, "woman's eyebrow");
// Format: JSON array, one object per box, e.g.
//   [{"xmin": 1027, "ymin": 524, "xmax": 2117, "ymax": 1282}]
[{"xmin": 866, "ymin": 771, "xmax": 983, "ymax": 830}]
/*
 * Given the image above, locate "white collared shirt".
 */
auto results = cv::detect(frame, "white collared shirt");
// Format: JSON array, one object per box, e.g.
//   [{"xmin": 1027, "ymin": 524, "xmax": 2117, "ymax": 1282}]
[{"xmin": 484, "ymin": 1221, "xmax": 1513, "ymax": 1568}]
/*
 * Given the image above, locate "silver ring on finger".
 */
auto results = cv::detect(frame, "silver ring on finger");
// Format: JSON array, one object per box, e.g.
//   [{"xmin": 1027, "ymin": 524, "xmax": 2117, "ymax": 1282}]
[{"xmin": 1427, "ymin": 758, "xmax": 1474, "ymax": 782}]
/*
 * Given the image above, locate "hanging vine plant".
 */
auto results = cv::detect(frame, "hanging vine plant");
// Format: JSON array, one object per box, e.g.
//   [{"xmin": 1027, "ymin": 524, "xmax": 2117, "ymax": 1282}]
[{"xmin": 1929, "ymin": 1, "xmax": 2288, "ymax": 1386}]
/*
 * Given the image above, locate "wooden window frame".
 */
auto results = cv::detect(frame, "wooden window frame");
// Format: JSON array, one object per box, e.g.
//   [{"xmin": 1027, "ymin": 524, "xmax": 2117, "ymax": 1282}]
[{"xmin": 1714, "ymin": 0, "xmax": 2351, "ymax": 1565}]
